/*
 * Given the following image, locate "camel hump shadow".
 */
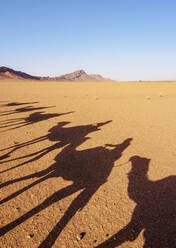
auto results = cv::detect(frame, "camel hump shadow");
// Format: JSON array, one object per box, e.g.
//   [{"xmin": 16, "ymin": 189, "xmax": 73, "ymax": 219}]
[
  {"xmin": 50, "ymin": 138, "xmax": 133, "ymax": 187},
  {"xmin": 47, "ymin": 120, "xmax": 112, "ymax": 143},
  {"xmin": 0, "ymin": 116, "xmax": 133, "ymax": 248}
]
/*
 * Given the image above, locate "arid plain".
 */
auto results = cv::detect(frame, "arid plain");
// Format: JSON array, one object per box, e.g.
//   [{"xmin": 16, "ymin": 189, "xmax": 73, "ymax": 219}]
[{"xmin": 0, "ymin": 80, "xmax": 176, "ymax": 248}]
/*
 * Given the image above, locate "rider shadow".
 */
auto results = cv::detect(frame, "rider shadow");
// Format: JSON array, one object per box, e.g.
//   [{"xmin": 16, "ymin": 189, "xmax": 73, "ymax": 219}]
[
  {"xmin": 0, "ymin": 120, "xmax": 108, "ymax": 169},
  {"xmin": 0, "ymin": 101, "xmax": 38, "ymax": 108},
  {"xmin": 5, "ymin": 102, "xmax": 39, "ymax": 106},
  {"xmin": 0, "ymin": 120, "xmax": 113, "ymax": 189},
  {"xmin": 0, "ymin": 113, "xmax": 74, "ymax": 163},
  {"xmin": 0, "ymin": 120, "xmax": 132, "ymax": 247},
  {"xmin": 96, "ymin": 155, "xmax": 176, "ymax": 248},
  {"xmin": 0, "ymin": 105, "xmax": 54, "ymax": 116},
  {"xmin": 0, "ymin": 111, "xmax": 73, "ymax": 130}
]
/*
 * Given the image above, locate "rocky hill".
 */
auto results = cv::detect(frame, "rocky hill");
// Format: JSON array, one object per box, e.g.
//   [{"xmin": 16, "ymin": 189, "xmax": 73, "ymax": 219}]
[
  {"xmin": 0, "ymin": 67, "xmax": 113, "ymax": 82},
  {"xmin": 0, "ymin": 67, "xmax": 40, "ymax": 80}
]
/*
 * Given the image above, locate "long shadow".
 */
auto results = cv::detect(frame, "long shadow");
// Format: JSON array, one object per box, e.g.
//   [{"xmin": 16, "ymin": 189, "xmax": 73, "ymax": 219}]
[
  {"xmin": 0, "ymin": 101, "xmax": 39, "ymax": 109},
  {"xmin": 0, "ymin": 112, "xmax": 74, "ymax": 164},
  {"xmin": 0, "ymin": 105, "xmax": 55, "ymax": 116},
  {"xmin": 95, "ymin": 155, "xmax": 176, "ymax": 248},
  {"xmin": 4, "ymin": 102, "xmax": 39, "ymax": 106},
  {"xmin": 0, "ymin": 120, "xmax": 112, "ymax": 180},
  {"xmin": 0, "ymin": 120, "xmax": 111, "ymax": 172},
  {"xmin": 0, "ymin": 111, "xmax": 73, "ymax": 130},
  {"xmin": 0, "ymin": 118, "xmax": 132, "ymax": 247}
]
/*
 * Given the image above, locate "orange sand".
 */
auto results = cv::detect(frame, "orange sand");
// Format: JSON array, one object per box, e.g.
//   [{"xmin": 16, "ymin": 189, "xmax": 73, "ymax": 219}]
[{"xmin": 0, "ymin": 80, "xmax": 176, "ymax": 247}]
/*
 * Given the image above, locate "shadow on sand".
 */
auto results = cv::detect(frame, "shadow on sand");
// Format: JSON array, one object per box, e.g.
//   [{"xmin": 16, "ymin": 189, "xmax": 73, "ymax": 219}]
[
  {"xmin": 0, "ymin": 111, "xmax": 73, "ymax": 131},
  {"xmin": 0, "ymin": 109, "xmax": 133, "ymax": 247},
  {"xmin": 4, "ymin": 101, "xmax": 39, "ymax": 106},
  {"xmin": 96, "ymin": 155, "xmax": 176, "ymax": 248},
  {"xmin": 0, "ymin": 101, "xmax": 73, "ymax": 133},
  {"xmin": 0, "ymin": 104, "xmax": 55, "ymax": 117}
]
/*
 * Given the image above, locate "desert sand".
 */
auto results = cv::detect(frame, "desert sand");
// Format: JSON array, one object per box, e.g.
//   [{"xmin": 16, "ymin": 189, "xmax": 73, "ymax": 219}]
[{"xmin": 0, "ymin": 80, "xmax": 176, "ymax": 248}]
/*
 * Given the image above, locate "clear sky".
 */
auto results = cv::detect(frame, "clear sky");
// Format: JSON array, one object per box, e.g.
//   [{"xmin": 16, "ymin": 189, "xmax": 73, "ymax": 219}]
[{"xmin": 1, "ymin": 0, "xmax": 176, "ymax": 80}]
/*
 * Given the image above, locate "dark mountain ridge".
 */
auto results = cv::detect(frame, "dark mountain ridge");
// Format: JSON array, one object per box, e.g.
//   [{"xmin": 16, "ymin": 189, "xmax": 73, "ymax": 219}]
[
  {"xmin": 0, "ymin": 66, "xmax": 40, "ymax": 80},
  {"xmin": 0, "ymin": 67, "xmax": 113, "ymax": 82}
]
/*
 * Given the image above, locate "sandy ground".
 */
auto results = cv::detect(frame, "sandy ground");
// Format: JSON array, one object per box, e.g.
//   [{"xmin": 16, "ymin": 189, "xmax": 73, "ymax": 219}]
[{"xmin": 0, "ymin": 80, "xmax": 176, "ymax": 248}]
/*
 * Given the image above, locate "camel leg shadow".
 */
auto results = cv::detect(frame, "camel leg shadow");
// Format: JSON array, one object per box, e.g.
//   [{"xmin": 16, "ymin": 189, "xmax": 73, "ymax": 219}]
[
  {"xmin": 39, "ymin": 184, "xmax": 101, "ymax": 247},
  {"xmin": 0, "ymin": 183, "xmax": 81, "ymax": 236}
]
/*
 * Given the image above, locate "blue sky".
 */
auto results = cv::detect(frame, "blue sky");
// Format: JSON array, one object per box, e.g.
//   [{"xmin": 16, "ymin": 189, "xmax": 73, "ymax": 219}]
[{"xmin": 1, "ymin": 0, "xmax": 176, "ymax": 80}]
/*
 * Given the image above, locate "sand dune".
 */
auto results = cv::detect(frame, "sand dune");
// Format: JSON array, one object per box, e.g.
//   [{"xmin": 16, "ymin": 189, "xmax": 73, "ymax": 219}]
[{"xmin": 0, "ymin": 80, "xmax": 176, "ymax": 247}]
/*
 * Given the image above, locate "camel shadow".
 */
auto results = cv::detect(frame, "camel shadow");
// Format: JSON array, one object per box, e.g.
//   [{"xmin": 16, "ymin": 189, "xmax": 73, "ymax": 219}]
[
  {"xmin": 96, "ymin": 155, "xmax": 176, "ymax": 248},
  {"xmin": 0, "ymin": 120, "xmax": 108, "ymax": 170},
  {"xmin": 5, "ymin": 102, "xmax": 39, "ymax": 106},
  {"xmin": 0, "ymin": 111, "xmax": 73, "ymax": 131},
  {"xmin": 0, "ymin": 112, "xmax": 74, "ymax": 164},
  {"xmin": 0, "ymin": 105, "xmax": 55, "ymax": 117},
  {"xmin": 0, "ymin": 101, "xmax": 38, "ymax": 107},
  {"xmin": 0, "ymin": 118, "xmax": 133, "ymax": 247},
  {"xmin": 0, "ymin": 120, "xmax": 113, "ymax": 192}
]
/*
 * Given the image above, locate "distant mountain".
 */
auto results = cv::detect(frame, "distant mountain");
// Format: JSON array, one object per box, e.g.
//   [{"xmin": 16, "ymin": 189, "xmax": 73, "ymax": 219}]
[
  {"xmin": 0, "ymin": 66, "xmax": 40, "ymax": 80},
  {"xmin": 46, "ymin": 70, "xmax": 114, "ymax": 82},
  {"xmin": 54, "ymin": 70, "xmax": 93, "ymax": 81},
  {"xmin": 0, "ymin": 66, "xmax": 114, "ymax": 82}
]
